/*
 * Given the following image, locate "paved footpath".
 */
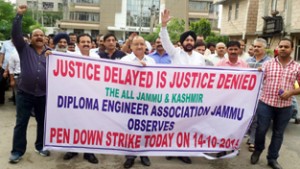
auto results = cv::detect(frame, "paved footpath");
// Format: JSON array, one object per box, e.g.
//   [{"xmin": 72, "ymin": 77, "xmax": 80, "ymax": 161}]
[{"xmin": 1, "ymin": 91, "xmax": 300, "ymax": 169}]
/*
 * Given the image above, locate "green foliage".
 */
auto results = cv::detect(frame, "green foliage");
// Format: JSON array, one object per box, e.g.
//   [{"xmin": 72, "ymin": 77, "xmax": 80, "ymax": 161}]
[
  {"xmin": 189, "ymin": 18, "xmax": 229, "ymax": 44},
  {"xmin": 0, "ymin": 0, "xmax": 41, "ymax": 40},
  {"xmin": 29, "ymin": 23, "xmax": 47, "ymax": 34},
  {"xmin": 0, "ymin": 0, "xmax": 14, "ymax": 40},
  {"xmin": 189, "ymin": 18, "xmax": 211, "ymax": 38},
  {"xmin": 43, "ymin": 11, "xmax": 63, "ymax": 27},
  {"xmin": 142, "ymin": 18, "xmax": 185, "ymax": 43},
  {"xmin": 205, "ymin": 34, "xmax": 229, "ymax": 44},
  {"xmin": 167, "ymin": 18, "xmax": 185, "ymax": 43},
  {"xmin": 141, "ymin": 32, "xmax": 159, "ymax": 43},
  {"xmin": 265, "ymin": 49, "xmax": 274, "ymax": 57},
  {"xmin": 22, "ymin": 10, "xmax": 43, "ymax": 34}
]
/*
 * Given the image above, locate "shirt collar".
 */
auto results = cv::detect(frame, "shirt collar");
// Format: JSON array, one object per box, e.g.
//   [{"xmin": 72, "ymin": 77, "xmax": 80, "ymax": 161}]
[
  {"xmin": 275, "ymin": 56, "xmax": 294, "ymax": 66},
  {"xmin": 130, "ymin": 53, "xmax": 148, "ymax": 61},
  {"xmin": 151, "ymin": 50, "xmax": 168, "ymax": 57},
  {"xmin": 225, "ymin": 58, "xmax": 242, "ymax": 65}
]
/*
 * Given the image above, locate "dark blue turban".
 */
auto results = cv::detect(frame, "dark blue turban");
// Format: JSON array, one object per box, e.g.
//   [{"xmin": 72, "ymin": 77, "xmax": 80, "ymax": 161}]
[{"xmin": 53, "ymin": 33, "xmax": 70, "ymax": 45}]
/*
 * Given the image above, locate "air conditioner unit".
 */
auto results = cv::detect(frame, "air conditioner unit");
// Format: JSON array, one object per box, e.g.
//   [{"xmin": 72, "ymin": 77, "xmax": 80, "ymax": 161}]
[{"xmin": 262, "ymin": 16, "xmax": 283, "ymax": 35}]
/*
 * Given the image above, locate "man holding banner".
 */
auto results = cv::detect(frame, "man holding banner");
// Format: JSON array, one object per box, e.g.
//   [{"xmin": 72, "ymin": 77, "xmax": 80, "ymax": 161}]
[
  {"xmin": 251, "ymin": 38, "xmax": 300, "ymax": 169},
  {"xmin": 9, "ymin": 5, "xmax": 51, "ymax": 163},
  {"xmin": 215, "ymin": 40, "xmax": 249, "ymax": 158},
  {"xmin": 160, "ymin": 9, "xmax": 206, "ymax": 164},
  {"xmin": 62, "ymin": 33, "xmax": 99, "ymax": 164},
  {"xmin": 121, "ymin": 36, "xmax": 155, "ymax": 168}
]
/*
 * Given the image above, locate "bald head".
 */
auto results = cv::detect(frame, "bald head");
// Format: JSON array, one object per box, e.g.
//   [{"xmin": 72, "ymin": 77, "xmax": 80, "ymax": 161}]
[
  {"xmin": 31, "ymin": 29, "xmax": 44, "ymax": 37},
  {"xmin": 131, "ymin": 36, "xmax": 146, "ymax": 57},
  {"xmin": 30, "ymin": 29, "xmax": 45, "ymax": 49},
  {"xmin": 216, "ymin": 42, "xmax": 226, "ymax": 57}
]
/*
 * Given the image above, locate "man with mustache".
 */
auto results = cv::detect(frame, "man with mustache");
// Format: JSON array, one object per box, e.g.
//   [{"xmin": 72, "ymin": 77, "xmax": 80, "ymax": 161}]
[
  {"xmin": 98, "ymin": 33, "xmax": 126, "ymax": 60},
  {"xmin": 9, "ymin": 5, "xmax": 51, "ymax": 163},
  {"xmin": 248, "ymin": 44, "xmax": 255, "ymax": 57},
  {"xmin": 160, "ymin": 9, "xmax": 205, "ymax": 67},
  {"xmin": 251, "ymin": 38, "xmax": 300, "ymax": 169},
  {"xmin": 245, "ymin": 38, "xmax": 271, "ymax": 152},
  {"xmin": 148, "ymin": 37, "xmax": 171, "ymax": 64},
  {"xmin": 208, "ymin": 42, "xmax": 227, "ymax": 65},
  {"xmin": 215, "ymin": 41, "xmax": 249, "ymax": 158},
  {"xmin": 121, "ymin": 36, "xmax": 155, "ymax": 168},
  {"xmin": 216, "ymin": 41, "xmax": 249, "ymax": 67},
  {"xmin": 53, "ymin": 33, "xmax": 70, "ymax": 53},
  {"xmin": 159, "ymin": 9, "xmax": 205, "ymax": 164},
  {"xmin": 238, "ymin": 40, "xmax": 250, "ymax": 61},
  {"xmin": 62, "ymin": 33, "xmax": 99, "ymax": 164}
]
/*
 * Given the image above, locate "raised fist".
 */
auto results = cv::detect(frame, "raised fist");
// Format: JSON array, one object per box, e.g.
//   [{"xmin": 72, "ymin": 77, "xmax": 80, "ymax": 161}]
[{"xmin": 17, "ymin": 5, "xmax": 27, "ymax": 15}]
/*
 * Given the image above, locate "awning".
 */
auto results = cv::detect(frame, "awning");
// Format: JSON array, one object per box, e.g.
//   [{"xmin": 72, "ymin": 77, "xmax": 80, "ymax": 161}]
[{"xmin": 213, "ymin": 0, "xmax": 226, "ymax": 4}]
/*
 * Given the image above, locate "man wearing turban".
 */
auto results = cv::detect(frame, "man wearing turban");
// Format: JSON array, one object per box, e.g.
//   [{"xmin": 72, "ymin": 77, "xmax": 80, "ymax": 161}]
[{"xmin": 159, "ymin": 9, "xmax": 206, "ymax": 164}]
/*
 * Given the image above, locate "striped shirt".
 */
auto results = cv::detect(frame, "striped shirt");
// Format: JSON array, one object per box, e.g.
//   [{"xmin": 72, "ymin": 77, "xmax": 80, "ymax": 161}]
[{"xmin": 260, "ymin": 57, "xmax": 300, "ymax": 107}]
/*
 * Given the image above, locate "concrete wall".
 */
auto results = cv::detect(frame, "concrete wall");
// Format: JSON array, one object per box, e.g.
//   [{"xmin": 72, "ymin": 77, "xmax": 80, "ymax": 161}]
[{"xmin": 221, "ymin": 0, "xmax": 249, "ymax": 36}]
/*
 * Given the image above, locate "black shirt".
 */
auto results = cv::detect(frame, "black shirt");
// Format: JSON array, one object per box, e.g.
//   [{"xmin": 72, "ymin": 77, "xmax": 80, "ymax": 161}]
[{"xmin": 98, "ymin": 50, "xmax": 126, "ymax": 60}]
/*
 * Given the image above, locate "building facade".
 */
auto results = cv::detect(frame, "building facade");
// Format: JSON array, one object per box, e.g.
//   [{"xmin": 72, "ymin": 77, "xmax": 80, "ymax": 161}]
[
  {"xmin": 57, "ymin": 0, "xmax": 219, "ymax": 40},
  {"xmin": 215, "ymin": 0, "xmax": 258, "ymax": 47},
  {"xmin": 216, "ymin": 0, "xmax": 300, "ymax": 59},
  {"xmin": 17, "ymin": 0, "xmax": 63, "ymax": 28},
  {"xmin": 17, "ymin": 0, "xmax": 219, "ymax": 40}
]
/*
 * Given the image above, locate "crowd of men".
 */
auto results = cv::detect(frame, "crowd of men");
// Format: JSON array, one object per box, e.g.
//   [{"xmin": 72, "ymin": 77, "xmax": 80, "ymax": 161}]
[{"xmin": 0, "ymin": 5, "xmax": 300, "ymax": 169}]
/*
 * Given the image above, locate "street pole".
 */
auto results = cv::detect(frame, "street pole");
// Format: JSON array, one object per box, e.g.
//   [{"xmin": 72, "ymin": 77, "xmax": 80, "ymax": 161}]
[{"xmin": 139, "ymin": 0, "xmax": 143, "ymax": 34}]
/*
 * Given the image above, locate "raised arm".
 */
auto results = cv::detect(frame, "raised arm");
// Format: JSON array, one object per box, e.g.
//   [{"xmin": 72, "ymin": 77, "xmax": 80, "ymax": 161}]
[
  {"xmin": 159, "ymin": 9, "xmax": 177, "ymax": 58},
  {"xmin": 12, "ymin": 5, "xmax": 27, "ymax": 52}
]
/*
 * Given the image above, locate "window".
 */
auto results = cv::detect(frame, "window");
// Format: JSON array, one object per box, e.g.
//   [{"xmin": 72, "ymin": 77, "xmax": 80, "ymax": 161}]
[
  {"xmin": 235, "ymin": 0, "xmax": 239, "ymax": 19},
  {"xmin": 228, "ymin": 0, "xmax": 232, "ymax": 21},
  {"xmin": 74, "ymin": 29, "xmax": 84, "ymax": 35},
  {"xmin": 70, "ymin": 12, "xmax": 100, "ymax": 22},
  {"xmin": 189, "ymin": 1, "xmax": 210, "ymax": 12},
  {"xmin": 58, "ymin": 3, "xmax": 63, "ymax": 11},
  {"xmin": 43, "ymin": 2, "xmax": 54, "ymax": 10},
  {"xmin": 91, "ymin": 30, "xmax": 99, "ymax": 38},
  {"xmin": 27, "ymin": 1, "xmax": 37, "ymax": 9},
  {"xmin": 209, "ymin": 3, "xmax": 215, "ymax": 14},
  {"xmin": 126, "ymin": 0, "xmax": 160, "ymax": 27},
  {"xmin": 70, "ymin": 0, "xmax": 100, "ymax": 4}
]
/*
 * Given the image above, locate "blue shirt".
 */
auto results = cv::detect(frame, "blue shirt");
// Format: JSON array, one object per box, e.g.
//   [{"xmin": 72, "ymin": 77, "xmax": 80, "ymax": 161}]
[
  {"xmin": 148, "ymin": 51, "xmax": 171, "ymax": 64},
  {"xmin": 12, "ymin": 14, "xmax": 50, "ymax": 96},
  {"xmin": 246, "ymin": 55, "xmax": 271, "ymax": 68}
]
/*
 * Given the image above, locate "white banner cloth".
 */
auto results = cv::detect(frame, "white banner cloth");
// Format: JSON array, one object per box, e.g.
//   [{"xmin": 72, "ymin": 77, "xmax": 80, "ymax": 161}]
[{"xmin": 44, "ymin": 52, "xmax": 263, "ymax": 157}]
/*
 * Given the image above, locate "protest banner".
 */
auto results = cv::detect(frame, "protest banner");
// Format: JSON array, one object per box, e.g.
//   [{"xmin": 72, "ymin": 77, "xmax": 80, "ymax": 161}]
[{"xmin": 44, "ymin": 52, "xmax": 263, "ymax": 157}]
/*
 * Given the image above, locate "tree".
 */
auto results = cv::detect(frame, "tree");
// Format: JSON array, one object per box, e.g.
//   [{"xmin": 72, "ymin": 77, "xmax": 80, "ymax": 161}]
[
  {"xmin": 0, "ymin": 0, "xmax": 14, "ymax": 40},
  {"xmin": 189, "ymin": 18, "xmax": 211, "ymax": 38},
  {"xmin": 142, "ymin": 18, "xmax": 185, "ymax": 43},
  {"xmin": 205, "ymin": 32, "xmax": 229, "ymax": 44},
  {"xmin": 0, "ymin": 0, "xmax": 41, "ymax": 40},
  {"xmin": 167, "ymin": 18, "xmax": 185, "ymax": 43}
]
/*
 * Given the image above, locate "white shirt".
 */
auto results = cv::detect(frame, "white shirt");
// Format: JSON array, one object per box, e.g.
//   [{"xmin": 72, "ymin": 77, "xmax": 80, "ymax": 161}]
[
  {"xmin": 239, "ymin": 51, "xmax": 250, "ymax": 61},
  {"xmin": 74, "ymin": 50, "xmax": 99, "ymax": 59},
  {"xmin": 0, "ymin": 40, "xmax": 17, "ymax": 69},
  {"xmin": 160, "ymin": 27, "xmax": 205, "ymax": 66},
  {"xmin": 208, "ymin": 54, "xmax": 226, "ymax": 65},
  {"xmin": 8, "ymin": 49, "xmax": 20, "ymax": 75},
  {"xmin": 121, "ymin": 53, "xmax": 155, "ymax": 65}
]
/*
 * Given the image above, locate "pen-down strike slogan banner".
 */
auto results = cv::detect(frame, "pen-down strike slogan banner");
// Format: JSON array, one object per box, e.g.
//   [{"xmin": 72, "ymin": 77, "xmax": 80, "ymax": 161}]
[{"xmin": 44, "ymin": 52, "xmax": 263, "ymax": 157}]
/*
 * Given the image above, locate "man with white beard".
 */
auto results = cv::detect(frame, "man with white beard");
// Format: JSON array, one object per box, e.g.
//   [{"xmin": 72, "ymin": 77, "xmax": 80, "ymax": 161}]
[{"xmin": 53, "ymin": 33, "xmax": 70, "ymax": 53}]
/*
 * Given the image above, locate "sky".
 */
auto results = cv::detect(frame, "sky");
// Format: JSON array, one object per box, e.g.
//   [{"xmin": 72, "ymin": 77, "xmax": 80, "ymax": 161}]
[{"xmin": 7, "ymin": 0, "xmax": 16, "ymax": 3}]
